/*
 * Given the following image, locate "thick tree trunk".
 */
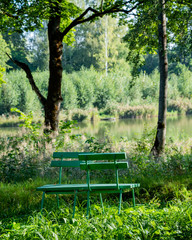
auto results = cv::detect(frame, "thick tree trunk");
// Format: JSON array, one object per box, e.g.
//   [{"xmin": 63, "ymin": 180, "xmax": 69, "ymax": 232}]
[
  {"xmin": 44, "ymin": 16, "xmax": 63, "ymax": 131},
  {"xmin": 151, "ymin": 0, "xmax": 168, "ymax": 156}
]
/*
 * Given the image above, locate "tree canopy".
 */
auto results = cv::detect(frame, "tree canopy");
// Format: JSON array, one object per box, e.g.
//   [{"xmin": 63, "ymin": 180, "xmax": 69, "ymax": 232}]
[{"xmin": 123, "ymin": 0, "xmax": 192, "ymax": 74}]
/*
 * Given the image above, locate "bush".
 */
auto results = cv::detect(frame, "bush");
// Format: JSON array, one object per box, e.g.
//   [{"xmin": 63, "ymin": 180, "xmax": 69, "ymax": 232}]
[
  {"xmin": 117, "ymin": 105, "xmax": 156, "ymax": 119},
  {"xmin": 66, "ymin": 108, "xmax": 99, "ymax": 122},
  {"xmin": 168, "ymin": 98, "xmax": 192, "ymax": 115},
  {"xmin": 0, "ymin": 70, "xmax": 42, "ymax": 115}
]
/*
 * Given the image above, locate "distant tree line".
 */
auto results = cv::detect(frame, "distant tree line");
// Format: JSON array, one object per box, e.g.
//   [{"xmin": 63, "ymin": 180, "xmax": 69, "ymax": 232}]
[{"xmin": 1, "ymin": 63, "xmax": 192, "ymax": 116}]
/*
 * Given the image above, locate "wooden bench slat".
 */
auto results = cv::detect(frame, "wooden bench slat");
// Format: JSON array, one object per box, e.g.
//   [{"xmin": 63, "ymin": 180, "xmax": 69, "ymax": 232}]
[
  {"xmin": 51, "ymin": 160, "xmax": 81, "ymax": 168},
  {"xmin": 78, "ymin": 152, "xmax": 126, "ymax": 161},
  {"xmin": 53, "ymin": 152, "xmax": 91, "ymax": 159},
  {"xmin": 80, "ymin": 162, "xmax": 128, "ymax": 170},
  {"xmin": 37, "ymin": 183, "xmax": 140, "ymax": 192}
]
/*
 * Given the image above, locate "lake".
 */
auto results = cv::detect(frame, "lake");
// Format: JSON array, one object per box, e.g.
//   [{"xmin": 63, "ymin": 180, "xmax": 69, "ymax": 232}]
[
  {"xmin": 75, "ymin": 115, "xmax": 192, "ymax": 141},
  {"xmin": 1, "ymin": 115, "xmax": 192, "ymax": 140}
]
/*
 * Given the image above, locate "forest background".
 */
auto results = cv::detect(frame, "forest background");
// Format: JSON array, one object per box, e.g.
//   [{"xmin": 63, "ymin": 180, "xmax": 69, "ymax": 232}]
[{"xmin": 1, "ymin": 14, "xmax": 192, "ymax": 118}]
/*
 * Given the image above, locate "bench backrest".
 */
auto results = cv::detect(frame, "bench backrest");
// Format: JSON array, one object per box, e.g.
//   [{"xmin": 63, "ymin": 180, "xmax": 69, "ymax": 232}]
[
  {"xmin": 78, "ymin": 153, "xmax": 127, "ymax": 190},
  {"xmin": 51, "ymin": 152, "xmax": 91, "ymax": 184}
]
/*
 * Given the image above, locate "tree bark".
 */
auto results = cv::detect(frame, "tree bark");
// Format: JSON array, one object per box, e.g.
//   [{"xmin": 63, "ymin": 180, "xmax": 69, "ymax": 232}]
[
  {"xmin": 151, "ymin": 0, "xmax": 168, "ymax": 156},
  {"xmin": 44, "ymin": 15, "xmax": 63, "ymax": 131}
]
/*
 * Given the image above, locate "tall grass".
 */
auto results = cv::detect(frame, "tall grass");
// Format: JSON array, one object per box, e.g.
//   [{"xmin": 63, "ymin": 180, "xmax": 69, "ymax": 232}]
[{"xmin": 1, "ymin": 195, "xmax": 192, "ymax": 239}]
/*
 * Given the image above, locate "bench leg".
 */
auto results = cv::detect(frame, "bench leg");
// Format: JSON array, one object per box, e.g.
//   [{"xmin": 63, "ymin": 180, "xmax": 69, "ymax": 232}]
[
  {"xmin": 100, "ymin": 193, "xmax": 104, "ymax": 213},
  {"xmin": 41, "ymin": 192, "xmax": 45, "ymax": 212},
  {"xmin": 56, "ymin": 194, "xmax": 59, "ymax": 208},
  {"xmin": 118, "ymin": 189, "xmax": 122, "ymax": 215},
  {"xmin": 132, "ymin": 188, "xmax": 136, "ymax": 207},
  {"xmin": 87, "ymin": 190, "xmax": 90, "ymax": 218},
  {"xmin": 72, "ymin": 190, "xmax": 78, "ymax": 218}
]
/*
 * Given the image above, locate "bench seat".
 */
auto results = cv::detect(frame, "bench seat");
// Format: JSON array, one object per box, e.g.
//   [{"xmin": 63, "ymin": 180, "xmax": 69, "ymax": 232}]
[{"xmin": 37, "ymin": 183, "xmax": 140, "ymax": 192}]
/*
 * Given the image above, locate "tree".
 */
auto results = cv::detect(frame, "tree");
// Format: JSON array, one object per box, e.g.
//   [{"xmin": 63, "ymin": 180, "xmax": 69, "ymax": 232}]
[
  {"xmin": 151, "ymin": 0, "xmax": 168, "ymax": 156},
  {"xmin": 61, "ymin": 15, "xmax": 128, "ymax": 73},
  {"xmin": 0, "ymin": 0, "xmax": 144, "ymax": 131},
  {"xmin": 90, "ymin": 16, "xmax": 128, "ymax": 75},
  {"xmin": 62, "ymin": 22, "xmax": 98, "ymax": 72},
  {"xmin": 152, "ymin": 0, "xmax": 192, "ymax": 156},
  {"xmin": 123, "ymin": 0, "xmax": 192, "ymax": 156}
]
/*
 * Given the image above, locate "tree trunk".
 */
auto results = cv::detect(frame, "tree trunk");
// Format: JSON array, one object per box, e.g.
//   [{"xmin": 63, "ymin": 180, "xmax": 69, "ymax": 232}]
[
  {"xmin": 151, "ymin": 0, "xmax": 168, "ymax": 156},
  {"xmin": 44, "ymin": 16, "xmax": 63, "ymax": 131}
]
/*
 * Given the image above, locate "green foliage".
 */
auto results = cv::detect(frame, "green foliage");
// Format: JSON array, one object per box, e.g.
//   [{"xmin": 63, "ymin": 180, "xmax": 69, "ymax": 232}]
[
  {"xmin": 1, "ymin": 63, "xmax": 192, "ymax": 116},
  {"xmin": 69, "ymin": 109, "xmax": 91, "ymax": 121},
  {"xmin": 0, "ymin": 33, "xmax": 10, "ymax": 86},
  {"xmin": 0, "ymin": 33, "xmax": 10, "ymax": 69},
  {"xmin": 28, "ymin": 24, "xmax": 49, "ymax": 71},
  {"xmin": 54, "ymin": 120, "xmax": 79, "ymax": 151},
  {"xmin": 0, "ymin": 110, "xmax": 82, "ymax": 182},
  {"xmin": 115, "ymin": 105, "xmax": 156, "ymax": 119},
  {"xmin": 62, "ymin": 74, "xmax": 78, "ymax": 109},
  {"xmin": 0, "ymin": 70, "xmax": 44, "ymax": 114},
  {"xmin": 1, "ymin": 196, "xmax": 192, "ymax": 239},
  {"xmin": 10, "ymin": 108, "xmax": 41, "ymax": 135},
  {"xmin": 3, "ymin": 31, "xmax": 31, "ymax": 71},
  {"xmin": 72, "ymin": 70, "xmax": 95, "ymax": 109},
  {"xmin": 85, "ymin": 132, "xmax": 113, "ymax": 153},
  {"xmin": 168, "ymin": 99, "xmax": 192, "ymax": 115},
  {"xmin": 0, "ymin": 66, "xmax": 6, "ymax": 87},
  {"xmin": 123, "ymin": 0, "xmax": 192, "ymax": 76}
]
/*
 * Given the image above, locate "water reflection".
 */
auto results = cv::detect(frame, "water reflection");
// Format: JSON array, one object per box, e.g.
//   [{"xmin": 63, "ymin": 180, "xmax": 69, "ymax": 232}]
[
  {"xmin": 1, "ymin": 115, "xmax": 192, "ymax": 140},
  {"xmin": 76, "ymin": 115, "xmax": 192, "ymax": 140}
]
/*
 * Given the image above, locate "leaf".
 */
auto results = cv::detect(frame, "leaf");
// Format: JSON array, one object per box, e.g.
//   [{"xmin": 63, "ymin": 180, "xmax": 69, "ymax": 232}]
[{"xmin": 36, "ymin": 231, "xmax": 46, "ymax": 240}]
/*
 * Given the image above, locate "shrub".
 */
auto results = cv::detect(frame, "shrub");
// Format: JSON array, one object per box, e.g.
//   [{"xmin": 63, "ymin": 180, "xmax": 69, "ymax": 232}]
[
  {"xmin": 117, "ymin": 105, "xmax": 156, "ymax": 119},
  {"xmin": 66, "ymin": 108, "xmax": 99, "ymax": 122},
  {"xmin": 168, "ymin": 99, "xmax": 192, "ymax": 115}
]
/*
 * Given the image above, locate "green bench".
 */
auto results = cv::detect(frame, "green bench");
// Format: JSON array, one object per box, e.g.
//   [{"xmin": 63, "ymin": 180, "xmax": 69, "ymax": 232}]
[{"xmin": 36, "ymin": 152, "xmax": 140, "ymax": 217}]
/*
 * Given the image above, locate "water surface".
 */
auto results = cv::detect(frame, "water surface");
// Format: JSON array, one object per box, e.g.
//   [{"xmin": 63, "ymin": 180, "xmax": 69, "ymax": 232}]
[
  {"xmin": 1, "ymin": 115, "xmax": 192, "ymax": 141},
  {"xmin": 75, "ymin": 115, "xmax": 192, "ymax": 140}
]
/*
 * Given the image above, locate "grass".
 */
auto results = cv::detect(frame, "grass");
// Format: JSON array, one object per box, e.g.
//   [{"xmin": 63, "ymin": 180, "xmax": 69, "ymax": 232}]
[
  {"xmin": 0, "ymin": 178, "xmax": 192, "ymax": 239},
  {"xmin": 0, "ymin": 193, "xmax": 192, "ymax": 239},
  {"xmin": 1, "ymin": 118, "xmax": 192, "ymax": 239},
  {"xmin": 0, "ymin": 172, "xmax": 192, "ymax": 239}
]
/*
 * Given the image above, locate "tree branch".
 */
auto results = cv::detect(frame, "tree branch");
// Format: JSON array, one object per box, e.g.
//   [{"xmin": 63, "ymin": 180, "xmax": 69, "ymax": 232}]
[
  {"xmin": 6, "ymin": 53, "xmax": 47, "ymax": 107},
  {"xmin": 61, "ymin": 1, "xmax": 144, "ymax": 39},
  {"xmin": 61, "ymin": 7, "xmax": 99, "ymax": 38}
]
